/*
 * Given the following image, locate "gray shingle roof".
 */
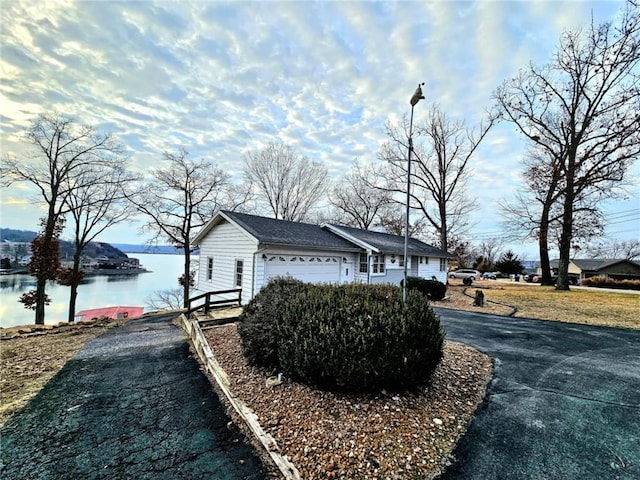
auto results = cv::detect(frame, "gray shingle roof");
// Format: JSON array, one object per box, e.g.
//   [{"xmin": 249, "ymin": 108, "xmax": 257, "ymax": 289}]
[
  {"xmin": 326, "ymin": 224, "xmax": 453, "ymax": 257},
  {"xmin": 219, "ymin": 211, "xmax": 452, "ymax": 257},
  {"xmin": 550, "ymin": 258, "xmax": 639, "ymax": 271},
  {"xmin": 221, "ymin": 211, "xmax": 361, "ymax": 252}
]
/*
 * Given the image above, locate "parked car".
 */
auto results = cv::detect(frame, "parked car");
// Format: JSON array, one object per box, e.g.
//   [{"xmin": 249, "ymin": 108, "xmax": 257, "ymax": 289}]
[
  {"xmin": 481, "ymin": 272, "xmax": 497, "ymax": 280},
  {"xmin": 448, "ymin": 269, "xmax": 481, "ymax": 280}
]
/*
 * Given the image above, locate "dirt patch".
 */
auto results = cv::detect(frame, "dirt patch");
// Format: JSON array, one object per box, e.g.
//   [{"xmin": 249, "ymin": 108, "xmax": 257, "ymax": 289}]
[{"xmin": 204, "ymin": 323, "xmax": 493, "ymax": 480}]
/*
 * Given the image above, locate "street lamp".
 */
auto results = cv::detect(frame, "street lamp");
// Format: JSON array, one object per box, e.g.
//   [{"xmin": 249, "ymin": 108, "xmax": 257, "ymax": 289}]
[{"xmin": 403, "ymin": 82, "xmax": 425, "ymax": 303}]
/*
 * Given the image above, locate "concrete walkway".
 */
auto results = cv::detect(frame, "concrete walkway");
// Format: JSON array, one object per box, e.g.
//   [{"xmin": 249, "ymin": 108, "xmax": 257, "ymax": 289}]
[
  {"xmin": 435, "ymin": 309, "xmax": 640, "ymax": 480},
  {"xmin": 0, "ymin": 313, "xmax": 267, "ymax": 480}
]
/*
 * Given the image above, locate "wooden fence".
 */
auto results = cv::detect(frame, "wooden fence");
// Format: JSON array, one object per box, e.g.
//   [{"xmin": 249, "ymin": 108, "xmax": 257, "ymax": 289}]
[{"xmin": 185, "ymin": 288, "xmax": 242, "ymax": 316}]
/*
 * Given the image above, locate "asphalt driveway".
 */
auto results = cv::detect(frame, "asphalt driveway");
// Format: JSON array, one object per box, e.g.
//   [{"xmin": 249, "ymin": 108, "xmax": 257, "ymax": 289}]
[
  {"xmin": 0, "ymin": 313, "xmax": 267, "ymax": 480},
  {"xmin": 435, "ymin": 308, "xmax": 640, "ymax": 480}
]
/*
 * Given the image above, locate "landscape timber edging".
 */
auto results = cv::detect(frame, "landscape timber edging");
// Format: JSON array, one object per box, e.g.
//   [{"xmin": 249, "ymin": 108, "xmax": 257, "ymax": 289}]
[{"xmin": 179, "ymin": 314, "xmax": 301, "ymax": 480}]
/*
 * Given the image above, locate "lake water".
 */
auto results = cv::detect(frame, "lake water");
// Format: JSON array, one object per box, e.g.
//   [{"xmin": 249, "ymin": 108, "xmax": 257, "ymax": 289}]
[{"xmin": 0, "ymin": 254, "xmax": 191, "ymax": 328}]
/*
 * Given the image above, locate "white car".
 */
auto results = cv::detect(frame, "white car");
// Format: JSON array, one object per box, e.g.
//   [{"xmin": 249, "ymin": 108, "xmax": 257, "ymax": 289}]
[{"xmin": 448, "ymin": 269, "xmax": 481, "ymax": 280}]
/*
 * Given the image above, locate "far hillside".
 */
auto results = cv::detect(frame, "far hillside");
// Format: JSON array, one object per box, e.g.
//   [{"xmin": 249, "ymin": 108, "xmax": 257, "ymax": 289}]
[
  {"xmin": 110, "ymin": 243, "xmax": 185, "ymax": 255},
  {"xmin": 1, "ymin": 228, "xmax": 127, "ymax": 259}
]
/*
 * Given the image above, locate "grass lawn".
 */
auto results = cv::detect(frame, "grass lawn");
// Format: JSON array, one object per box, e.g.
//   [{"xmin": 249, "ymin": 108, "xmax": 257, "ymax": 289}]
[{"xmin": 446, "ymin": 281, "xmax": 640, "ymax": 330}]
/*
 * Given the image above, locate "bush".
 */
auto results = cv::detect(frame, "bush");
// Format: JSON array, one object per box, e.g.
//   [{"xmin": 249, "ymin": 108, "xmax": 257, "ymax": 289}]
[
  {"xmin": 403, "ymin": 276, "xmax": 447, "ymax": 300},
  {"xmin": 275, "ymin": 283, "xmax": 445, "ymax": 393},
  {"xmin": 581, "ymin": 277, "xmax": 640, "ymax": 290},
  {"xmin": 237, "ymin": 277, "xmax": 309, "ymax": 368}
]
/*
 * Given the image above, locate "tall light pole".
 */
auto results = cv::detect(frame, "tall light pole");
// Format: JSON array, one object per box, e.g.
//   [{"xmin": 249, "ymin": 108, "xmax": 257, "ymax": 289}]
[{"xmin": 403, "ymin": 82, "xmax": 425, "ymax": 303}]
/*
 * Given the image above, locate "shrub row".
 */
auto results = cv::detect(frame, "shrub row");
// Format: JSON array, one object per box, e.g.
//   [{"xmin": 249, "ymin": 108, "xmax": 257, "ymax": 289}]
[
  {"xmin": 581, "ymin": 277, "xmax": 640, "ymax": 290},
  {"xmin": 237, "ymin": 279, "xmax": 445, "ymax": 394},
  {"xmin": 402, "ymin": 276, "xmax": 447, "ymax": 300}
]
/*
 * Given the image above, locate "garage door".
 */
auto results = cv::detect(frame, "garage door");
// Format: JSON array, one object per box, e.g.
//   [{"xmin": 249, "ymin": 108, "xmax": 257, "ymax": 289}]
[{"xmin": 264, "ymin": 254, "xmax": 340, "ymax": 284}]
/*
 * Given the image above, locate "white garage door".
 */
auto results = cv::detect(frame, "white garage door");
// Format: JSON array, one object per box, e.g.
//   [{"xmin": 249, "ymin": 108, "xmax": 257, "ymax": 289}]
[{"xmin": 265, "ymin": 254, "xmax": 341, "ymax": 284}]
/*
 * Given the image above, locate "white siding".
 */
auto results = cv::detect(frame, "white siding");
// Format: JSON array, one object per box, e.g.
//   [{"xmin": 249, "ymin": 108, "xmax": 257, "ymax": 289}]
[
  {"xmin": 417, "ymin": 256, "xmax": 448, "ymax": 284},
  {"xmin": 195, "ymin": 220, "xmax": 258, "ymax": 304}
]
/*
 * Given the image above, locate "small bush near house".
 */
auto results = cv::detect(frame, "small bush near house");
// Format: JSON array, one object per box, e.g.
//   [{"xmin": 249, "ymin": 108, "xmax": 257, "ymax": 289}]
[
  {"xmin": 237, "ymin": 277, "xmax": 309, "ymax": 368},
  {"xmin": 276, "ymin": 283, "xmax": 445, "ymax": 393},
  {"xmin": 581, "ymin": 277, "xmax": 640, "ymax": 291},
  {"xmin": 403, "ymin": 276, "xmax": 447, "ymax": 300}
]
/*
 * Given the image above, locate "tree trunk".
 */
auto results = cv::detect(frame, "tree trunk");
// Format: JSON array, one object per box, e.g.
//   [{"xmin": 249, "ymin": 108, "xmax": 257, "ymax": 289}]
[
  {"xmin": 182, "ymin": 245, "xmax": 191, "ymax": 308},
  {"xmin": 557, "ymin": 158, "xmax": 576, "ymax": 291},
  {"xmin": 34, "ymin": 212, "xmax": 58, "ymax": 325},
  {"xmin": 67, "ymin": 251, "xmax": 83, "ymax": 323},
  {"xmin": 35, "ymin": 277, "xmax": 46, "ymax": 325},
  {"xmin": 538, "ymin": 203, "xmax": 554, "ymax": 285}
]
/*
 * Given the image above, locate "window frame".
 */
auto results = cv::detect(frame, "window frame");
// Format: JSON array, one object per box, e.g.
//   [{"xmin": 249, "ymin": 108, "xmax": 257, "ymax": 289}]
[
  {"xmin": 358, "ymin": 253, "xmax": 368, "ymax": 273},
  {"xmin": 372, "ymin": 254, "xmax": 386, "ymax": 275},
  {"xmin": 207, "ymin": 257, "xmax": 214, "ymax": 280},
  {"xmin": 440, "ymin": 258, "xmax": 447, "ymax": 272},
  {"xmin": 235, "ymin": 259, "xmax": 244, "ymax": 287}
]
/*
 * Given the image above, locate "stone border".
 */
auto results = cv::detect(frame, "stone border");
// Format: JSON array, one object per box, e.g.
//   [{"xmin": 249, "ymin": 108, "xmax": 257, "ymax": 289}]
[{"xmin": 179, "ymin": 313, "xmax": 301, "ymax": 480}]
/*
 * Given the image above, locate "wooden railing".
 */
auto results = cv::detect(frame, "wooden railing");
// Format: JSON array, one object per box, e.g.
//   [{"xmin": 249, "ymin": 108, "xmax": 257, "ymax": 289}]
[{"xmin": 185, "ymin": 288, "xmax": 242, "ymax": 316}]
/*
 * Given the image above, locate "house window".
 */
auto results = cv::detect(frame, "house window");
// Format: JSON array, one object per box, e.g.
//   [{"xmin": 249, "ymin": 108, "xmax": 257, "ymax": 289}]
[
  {"xmin": 359, "ymin": 253, "xmax": 368, "ymax": 273},
  {"xmin": 399, "ymin": 255, "xmax": 405, "ymax": 267},
  {"xmin": 425, "ymin": 257, "xmax": 429, "ymax": 264},
  {"xmin": 207, "ymin": 257, "xmax": 214, "ymax": 280},
  {"xmin": 440, "ymin": 258, "xmax": 447, "ymax": 272},
  {"xmin": 372, "ymin": 254, "xmax": 385, "ymax": 274},
  {"xmin": 235, "ymin": 259, "xmax": 243, "ymax": 287}
]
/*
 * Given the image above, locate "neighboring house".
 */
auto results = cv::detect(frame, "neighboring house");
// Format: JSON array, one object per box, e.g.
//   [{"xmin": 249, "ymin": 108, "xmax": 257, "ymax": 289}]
[
  {"xmin": 545, "ymin": 258, "xmax": 640, "ymax": 281},
  {"xmin": 192, "ymin": 210, "xmax": 454, "ymax": 304}
]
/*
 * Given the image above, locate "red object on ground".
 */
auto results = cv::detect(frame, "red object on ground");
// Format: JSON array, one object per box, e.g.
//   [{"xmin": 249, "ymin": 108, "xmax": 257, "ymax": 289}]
[{"xmin": 75, "ymin": 306, "xmax": 144, "ymax": 322}]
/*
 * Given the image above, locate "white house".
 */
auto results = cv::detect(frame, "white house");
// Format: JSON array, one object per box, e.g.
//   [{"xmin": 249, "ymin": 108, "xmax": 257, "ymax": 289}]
[{"xmin": 192, "ymin": 210, "xmax": 454, "ymax": 304}]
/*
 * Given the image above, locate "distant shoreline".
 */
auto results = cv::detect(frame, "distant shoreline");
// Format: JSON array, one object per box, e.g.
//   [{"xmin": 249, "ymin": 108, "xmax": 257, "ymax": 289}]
[{"xmin": 0, "ymin": 268, "xmax": 151, "ymax": 277}]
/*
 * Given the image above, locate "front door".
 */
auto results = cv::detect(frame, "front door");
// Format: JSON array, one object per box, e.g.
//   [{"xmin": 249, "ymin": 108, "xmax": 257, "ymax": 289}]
[{"xmin": 341, "ymin": 261, "xmax": 354, "ymax": 284}]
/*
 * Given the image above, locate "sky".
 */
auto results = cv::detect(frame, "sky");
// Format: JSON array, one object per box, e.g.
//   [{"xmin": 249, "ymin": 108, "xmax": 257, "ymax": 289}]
[{"xmin": 1, "ymin": 0, "xmax": 638, "ymax": 261}]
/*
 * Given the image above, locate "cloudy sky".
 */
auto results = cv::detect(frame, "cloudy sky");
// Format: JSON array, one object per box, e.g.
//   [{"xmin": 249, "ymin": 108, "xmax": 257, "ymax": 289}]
[{"xmin": 1, "ymin": 0, "xmax": 638, "ymax": 259}]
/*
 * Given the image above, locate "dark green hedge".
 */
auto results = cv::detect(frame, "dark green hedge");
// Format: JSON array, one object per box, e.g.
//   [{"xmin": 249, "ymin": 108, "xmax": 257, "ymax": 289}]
[
  {"xmin": 403, "ymin": 276, "xmax": 447, "ymax": 300},
  {"xmin": 237, "ymin": 277, "xmax": 309, "ymax": 368},
  {"xmin": 238, "ymin": 281, "xmax": 445, "ymax": 394}
]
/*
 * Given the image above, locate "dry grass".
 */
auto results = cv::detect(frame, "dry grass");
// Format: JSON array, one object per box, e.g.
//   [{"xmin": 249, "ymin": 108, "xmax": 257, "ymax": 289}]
[{"xmin": 439, "ymin": 280, "xmax": 640, "ymax": 330}]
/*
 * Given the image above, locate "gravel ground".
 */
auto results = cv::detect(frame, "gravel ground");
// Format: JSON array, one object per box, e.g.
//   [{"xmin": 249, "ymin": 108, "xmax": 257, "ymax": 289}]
[{"xmin": 204, "ymin": 324, "xmax": 492, "ymax": 480}]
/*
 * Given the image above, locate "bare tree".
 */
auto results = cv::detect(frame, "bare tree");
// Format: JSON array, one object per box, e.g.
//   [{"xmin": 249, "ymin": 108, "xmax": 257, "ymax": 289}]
[
  {"xmin": 328, "ymin": 160, "xmax": 392, "ymax": 229},
  {"xmin": 126, "ymin": 149, "xmax": 237, "ymax": 306},
  {"xmin": 244, "ymin": 141, "xmax": 328, "ymax": 222},
  {"xmin": 470, "ymin": 238, "xmax": 504, "ymax": 271},
  {"xmin": 1, "ymin": 112, "xmax": 124, "ymax": 324},
  {"xmin": 500, "ymin": 149, "xmax": 605, "ymax": 284},
  {"xmin": 494, "ymin": 0, "xmax": 640, "ymax": 290},
  {"xmin": 58, "ymin": 163, "xmax": 138, "ymax": 323},
  {"xmin": 379, "ymin": 105, "xmax": 495, "ymax": 250},
  {"xmin": 375, "ymin": 204, "xmax": 428, "ymax": 238},
  {"xmin": 584, "ymin": 238, "xmax": 640, "ymax": 260},
  {"xmin": 145, "ymin": 288, "xmax": 185, "ymax": 311}
]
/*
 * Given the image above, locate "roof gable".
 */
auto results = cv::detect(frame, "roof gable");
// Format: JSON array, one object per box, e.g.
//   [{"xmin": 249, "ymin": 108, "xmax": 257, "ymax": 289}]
[{"xmin": 213, "ymin": 211, "xmax": 361, "ymax": 252}]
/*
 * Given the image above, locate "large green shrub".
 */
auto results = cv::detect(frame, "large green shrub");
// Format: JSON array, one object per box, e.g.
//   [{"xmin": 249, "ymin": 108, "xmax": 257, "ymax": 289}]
[
  {"xmin": 275, "ymin": 283, "xmax": 445, "ymax": 393},
  {"xmin": 403, "ymin": 276, "xmax": 447, "ymax": 300},
  {"xmin": 237, "ymin": 277, "xmax": 309, "ymax": 368}
]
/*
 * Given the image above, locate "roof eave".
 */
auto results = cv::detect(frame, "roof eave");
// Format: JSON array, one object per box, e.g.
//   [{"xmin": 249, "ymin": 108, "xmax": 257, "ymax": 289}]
[{"xmin": 322, "ymin": 224, "xmax": 380, "ymax": 253}]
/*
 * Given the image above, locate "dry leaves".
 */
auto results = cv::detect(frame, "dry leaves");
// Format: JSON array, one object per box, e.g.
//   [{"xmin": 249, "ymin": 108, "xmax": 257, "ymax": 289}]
[{"xmin": 204, "ymin": 324, "xmax": 492, "ymax": 480}]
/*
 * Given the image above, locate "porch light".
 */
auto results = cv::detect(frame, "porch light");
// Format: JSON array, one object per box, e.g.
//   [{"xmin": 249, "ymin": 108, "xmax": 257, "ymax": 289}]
[{"xmin": 403, "ymin": 82, "xmax": 425, "ymax": 303}]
